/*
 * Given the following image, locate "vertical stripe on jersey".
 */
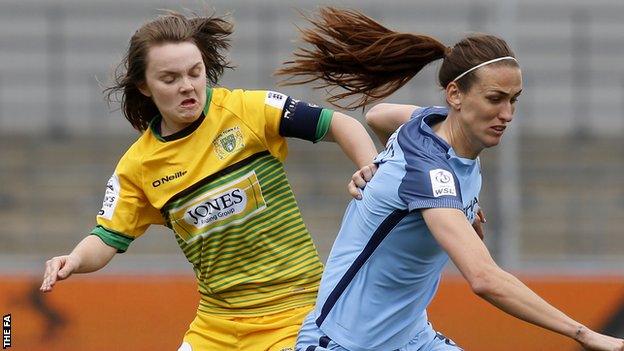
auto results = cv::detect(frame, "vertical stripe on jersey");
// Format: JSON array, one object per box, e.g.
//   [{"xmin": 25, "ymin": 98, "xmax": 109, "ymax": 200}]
[{"xmin": 315, "ymin": 209, "xmax": 409, "ymax": 327}]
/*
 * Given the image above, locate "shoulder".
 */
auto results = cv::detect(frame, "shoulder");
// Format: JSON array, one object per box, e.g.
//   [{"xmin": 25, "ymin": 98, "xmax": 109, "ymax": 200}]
[
  {"xmin": 212, "ymin": 87, "xmax": 284, "ymax": 106},
  {"xmin": 115, "ymin": 132, "xmax": 151, "ymax": 174},
  {"xmin": 209, "ymin": 86, "xmax": 234, "ymax": 107},
  {"xmin": 211, "ymin": 87, "xmax": 288, "ymax": 116},
  {"xmin": 396, "ymin": 121, "xmax": 448, "ymax": 167}
]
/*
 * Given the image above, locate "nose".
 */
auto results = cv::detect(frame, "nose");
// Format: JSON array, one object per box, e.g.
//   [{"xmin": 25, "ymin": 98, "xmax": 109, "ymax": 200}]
[
  {"xmin": 499, "ymin": 102, "xmax": 514, "ymax": 122},
  {"xmin": 179, "ymin": 76, "xmax": 193, "ymax": 93}
]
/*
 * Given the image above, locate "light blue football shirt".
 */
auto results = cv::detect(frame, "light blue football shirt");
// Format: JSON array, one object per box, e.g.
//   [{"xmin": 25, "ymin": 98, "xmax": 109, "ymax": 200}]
[{"xmin": 311, "ymin": 107, "xmax": 482, "ymax": 351}]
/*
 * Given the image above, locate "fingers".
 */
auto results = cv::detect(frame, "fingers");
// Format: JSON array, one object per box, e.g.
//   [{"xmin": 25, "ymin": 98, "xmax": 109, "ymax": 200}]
[
  {"xmin": 348, "ymin": 180, "xmax": 363, "ymax": 200},
  {"xmin": 40, "ymin": 256, "xmax": 65, "ymax": 293},
  {"xmin": 57, "ymin": 263, "xmax": 73, "ymax": 279},
  {"xmin": 40, "ymin": 259, "xmax": 56, "ymax": 292},
  {"xmin": 472, "ymin": 209, "xmax": 486, "ymax": 240},
  {"xmin": 472, "ymin": 220, "xmax": 484, "ymax": 240},
  {"xmin": 359, "ymin": 164, "xmax": 377, "ymax": 182},
  {"xmin": 348, "ymin": 164, "xmax": 378, "ymax": 200},
  {"xmin": 477, "ymin": 209, "xmax": 487, "ymax": 223},
  {"xmin": 351, "ymin": 170, "xmax": 368, "ymax": 190}
]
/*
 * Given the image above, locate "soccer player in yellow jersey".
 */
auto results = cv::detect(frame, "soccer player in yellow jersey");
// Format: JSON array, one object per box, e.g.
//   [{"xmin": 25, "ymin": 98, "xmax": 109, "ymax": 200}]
[{"xmin": 40, "ymin": 11, "xmax": 377, "ymax": 351}]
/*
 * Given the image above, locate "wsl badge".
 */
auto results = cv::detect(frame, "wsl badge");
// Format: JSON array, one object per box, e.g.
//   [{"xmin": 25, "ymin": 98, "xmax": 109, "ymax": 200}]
[{"xmin": 213, "ymin": 127, "xmax": 244, "ymax": 159}]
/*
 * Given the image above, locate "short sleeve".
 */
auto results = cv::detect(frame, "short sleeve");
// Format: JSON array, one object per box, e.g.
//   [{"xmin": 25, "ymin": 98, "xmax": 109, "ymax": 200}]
[
  {"xmin": 235, "ymin": 90, "xmax": 289, "ymax": 161},
  {"xmin": 395, "ymin": 122, "xmax": 464, "ymax": 212},
  {"xmin": 236, "ymin": 90, "xmax": 334, "ymax": 161},
  {"xmin": 91, "ymin": 154, "xmax": 164, "ymax": 252}
]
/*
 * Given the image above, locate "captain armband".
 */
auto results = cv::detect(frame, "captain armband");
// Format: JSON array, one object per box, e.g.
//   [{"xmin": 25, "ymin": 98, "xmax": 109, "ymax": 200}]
[{"xmin": 278, "ymin": 97, "xmax": 333, "ymax": 143}]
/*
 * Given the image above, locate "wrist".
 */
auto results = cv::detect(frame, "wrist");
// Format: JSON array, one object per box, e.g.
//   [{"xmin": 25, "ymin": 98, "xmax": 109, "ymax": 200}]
[
  {"xmin": 573, "ymin": 325, "xmax": 590, "ymax": 343},
  {"xmin": 67, "ymin": 252, "xmax": 83, "ymax": 271}
]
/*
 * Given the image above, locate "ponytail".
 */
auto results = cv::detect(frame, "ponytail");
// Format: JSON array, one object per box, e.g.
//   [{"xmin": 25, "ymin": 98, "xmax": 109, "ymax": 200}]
[{"xmin": 276, "ymin": 7, "xmax": 447, "ymax": 109}]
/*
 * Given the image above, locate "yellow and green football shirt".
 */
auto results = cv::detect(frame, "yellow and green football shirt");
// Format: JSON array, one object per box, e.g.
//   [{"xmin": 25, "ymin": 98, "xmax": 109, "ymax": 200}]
[{"xmin": 92, "ymin": 87, "xmax": 333, "ymax": 316}]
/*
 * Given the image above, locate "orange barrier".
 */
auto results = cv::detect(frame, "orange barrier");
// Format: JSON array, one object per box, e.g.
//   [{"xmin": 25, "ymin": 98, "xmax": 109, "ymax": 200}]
[
  {"xmin": 1, "ymin": 276, "xmax": 198, "ymax": 351},
  {"xmin": 429, "ymin": 275, "xmax": 624, "ymax": 351},
  {"xmin": 1, "ymin": 274, "xmax": 623, "ymax": 351}
]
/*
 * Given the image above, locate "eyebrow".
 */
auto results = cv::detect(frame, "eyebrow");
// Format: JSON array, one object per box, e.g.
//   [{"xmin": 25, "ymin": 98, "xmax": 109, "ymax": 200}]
[
  {"xmin": 157, "ymin": 62, "xmax": 202, "ymax": 75},
  {"xmin": 488, "ymin": 89, "xmax": 523, "ymax": 97}
]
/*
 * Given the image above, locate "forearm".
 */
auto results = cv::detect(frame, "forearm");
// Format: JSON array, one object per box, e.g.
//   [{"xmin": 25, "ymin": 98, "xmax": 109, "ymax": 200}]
[
  {"xmin": 424, "ymin": 209, "xmax": 586, "ymax": 342},
  {"xmin": 479, "ymin": 268, "xmax": 584, "ymax": 341},
  {"xmin": 69, "ymin": 235, "xmax": 117, "ymax": 273},
  {"xmin": 425, "ymin": 208, "xmax": 622, "ymax": 349},
  {"xmin": 324, "ymin": 112, "xmax": 378, "ymax": 168}
]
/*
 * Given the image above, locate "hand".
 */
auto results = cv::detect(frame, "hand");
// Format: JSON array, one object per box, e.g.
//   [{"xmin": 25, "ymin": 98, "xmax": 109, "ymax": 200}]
[
  {"xmin": 40, "ymin": 254, "xmax": 80, "ymax": 293},
  {"xmin": 472, "ymin": 209, "xmax": 487, "ymax": 240},
  {"xmin": 347, "ymin": 164, "xmax": 378, "ymax": 199},
  {"xmin": 577, "ymin": 327, "xmax": 624, "ymax": 351}
]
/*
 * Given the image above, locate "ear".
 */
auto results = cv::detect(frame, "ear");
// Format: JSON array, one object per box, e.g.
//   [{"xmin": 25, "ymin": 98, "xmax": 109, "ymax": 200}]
[
  {"xmin": 445, "ymin": 82, "xmax": 462, "ymax": 111},
  {"xmin": 137, "ymin": 81, "xmax": 151, "ymax": 97}
]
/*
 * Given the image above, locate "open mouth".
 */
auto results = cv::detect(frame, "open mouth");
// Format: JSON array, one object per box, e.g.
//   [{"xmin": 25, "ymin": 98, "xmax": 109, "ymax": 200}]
[
  {"xmin": 491, "ymin": 126, "xmax": 506, "ymax": 132},
  {"xmin": 181, "ymin": 98, "xmax": 197, "ymax": 107}
]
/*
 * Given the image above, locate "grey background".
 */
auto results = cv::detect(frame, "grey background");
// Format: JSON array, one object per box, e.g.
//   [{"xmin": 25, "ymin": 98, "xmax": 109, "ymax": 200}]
[{"xmin": 0, "ymin": 0, "xmax": 623, "ymax": 274}]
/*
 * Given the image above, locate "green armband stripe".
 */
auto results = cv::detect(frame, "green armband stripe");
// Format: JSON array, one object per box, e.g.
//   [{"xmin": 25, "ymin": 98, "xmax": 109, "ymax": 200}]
[
  {"xmin": 90, "ymin": 226, "xmax": 134, "ymax": 253},
  {"xmin": 314, "ymin": 108, "xmax": 334, "ymax": 143}
]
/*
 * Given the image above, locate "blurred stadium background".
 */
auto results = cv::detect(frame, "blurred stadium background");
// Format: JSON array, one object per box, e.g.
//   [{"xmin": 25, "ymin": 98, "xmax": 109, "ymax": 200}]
[{"xmin": 0, "ymin": 0, "xmax": 623, "ymax": 350}]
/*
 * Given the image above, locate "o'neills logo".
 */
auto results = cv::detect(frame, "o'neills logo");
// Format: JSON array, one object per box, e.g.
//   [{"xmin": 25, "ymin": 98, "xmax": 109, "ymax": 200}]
[
  {"xmin": 184, "ymin": 188, "xmax": 247, "ymax": 227},
  {"xmin": 153, "ymin": 171, "xmax": 187, "ymax": 188}
]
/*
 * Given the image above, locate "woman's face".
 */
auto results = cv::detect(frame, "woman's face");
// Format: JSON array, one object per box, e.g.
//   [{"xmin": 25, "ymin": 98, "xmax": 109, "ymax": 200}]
[
  {"xmin": 140, "ymin": 41, "xmax": 207, "ymax": 133},
  {"xmin": 454, "ymin": 65, "xmax": 523, "ymax": 150}
]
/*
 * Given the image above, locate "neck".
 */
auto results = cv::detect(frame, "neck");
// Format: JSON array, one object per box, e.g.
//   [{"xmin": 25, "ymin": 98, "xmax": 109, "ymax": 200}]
[
  {"xmin": 433, "ymin": 112, "xmax": 482, "ymax": 159},
  {"xmin": 160, "ymin": 119, "xmax": 182, "ymax": 137}
]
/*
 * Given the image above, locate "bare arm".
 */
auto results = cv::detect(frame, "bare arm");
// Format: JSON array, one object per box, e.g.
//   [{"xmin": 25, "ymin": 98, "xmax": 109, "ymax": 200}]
[
  {"xmin": 341, "ymin": 103, "xmax": 416, "ymax": 199},
  {"xmin": 365, "ymin": 103, "xmax": 419, "ymax": 145},
  {"xmin": 422, "ymin": 208, "xmax": 624, "ymax": 351},
  {"xmin": 40, "ymin": 235, "xmax": 117, "ymax": 292},
  {"xmin": 323, "ymin": 111, "xmax": 378, "ymax": 168}
]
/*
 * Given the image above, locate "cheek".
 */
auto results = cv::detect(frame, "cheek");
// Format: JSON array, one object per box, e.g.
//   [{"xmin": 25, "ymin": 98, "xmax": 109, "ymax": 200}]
[
  {"xmin": 195, "ymin": 76, "xmax": 207, "ymax": 89},
  {"xmin": 466, "ymin": 103, "xmax": 493, "ymax": 124},
  {"xmin": 466, "ymin": 107, "xmax": 498, "ymax": 132},
  {"xmin": 150, "ymin": 84, "xmax": 177, "ymax": 106},
  {"xmin": 477, "ymin": 104, "xmax": 500, "ymax": 122}
]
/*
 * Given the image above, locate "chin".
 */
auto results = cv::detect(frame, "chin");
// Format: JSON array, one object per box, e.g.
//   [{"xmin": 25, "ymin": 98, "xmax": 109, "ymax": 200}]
[
  {"xmin": 179, "ymin": 111, "xmax": 201, "ymax": 122},
  {"xmin": 482, "ymin": 137, "xmax": 503, "ymax": 148}
]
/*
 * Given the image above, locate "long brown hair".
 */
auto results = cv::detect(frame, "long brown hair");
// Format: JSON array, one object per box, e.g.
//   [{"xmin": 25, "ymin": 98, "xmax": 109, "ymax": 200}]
[
  {"xmin": 276, "ymin": 7, "xmax": 517, "ymax": 109},
  {"xmin": 105, "ymin": 11, "xmax": 233, "ymax": 131}
]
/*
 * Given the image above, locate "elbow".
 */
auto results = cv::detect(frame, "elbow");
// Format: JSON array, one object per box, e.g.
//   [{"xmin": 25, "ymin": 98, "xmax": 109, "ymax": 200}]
[
  {"xmin": 468, "ymin": 266, "xmax": 503, "ymax": 298},
  {"xmin": 470, "ymin": 276, "xmax": 495, "ymax": 297},
  {"xmin": 365, "ymin": 103, "xmax": 391, "ymax": 128}
]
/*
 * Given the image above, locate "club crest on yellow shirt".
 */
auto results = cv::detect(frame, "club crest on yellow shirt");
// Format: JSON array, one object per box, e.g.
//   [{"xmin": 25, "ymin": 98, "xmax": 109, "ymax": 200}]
[{"xmin": 213, "ymin": 127, "xmax": 245, "ymax": 159}]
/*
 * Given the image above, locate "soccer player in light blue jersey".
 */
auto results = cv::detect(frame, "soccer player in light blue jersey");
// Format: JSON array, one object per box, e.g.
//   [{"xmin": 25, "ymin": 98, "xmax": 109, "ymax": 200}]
[{"xmin": 279, "ymin": 7, "xmax": 624, "ymax": 351}]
